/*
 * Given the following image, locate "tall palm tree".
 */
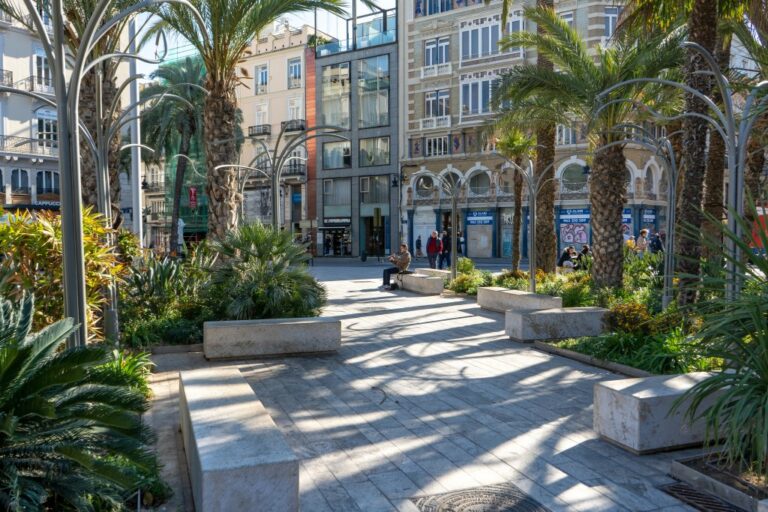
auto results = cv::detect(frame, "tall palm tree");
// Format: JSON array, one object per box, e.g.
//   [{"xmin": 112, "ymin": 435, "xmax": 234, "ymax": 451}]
[
  {"xmin": 496, "ymin": 129, "xmax": 533, "ymax": 273},
  {"xmin": 497, "ymin": 6, "xmax": 682, "ymax": 288},
  {"xmin": 141, "ymin": 57, "xmax": 206, "ymax": 254},
  {"xmin": 151, "ymin": 0, "xmax": 345, "ymax": 239}
]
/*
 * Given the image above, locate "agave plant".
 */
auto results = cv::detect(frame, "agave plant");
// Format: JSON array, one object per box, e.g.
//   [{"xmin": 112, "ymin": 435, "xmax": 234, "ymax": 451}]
[
  {"xmin": 676, "ymin": 196, "xmax": 768, "ymax": 477},
  {"xmin": 210, "ymin": 222, "xmax": 325, "ymax": 320},
  {"xmin": 0, "ymin": 294, "xmax": 155, "ymax": 510}
]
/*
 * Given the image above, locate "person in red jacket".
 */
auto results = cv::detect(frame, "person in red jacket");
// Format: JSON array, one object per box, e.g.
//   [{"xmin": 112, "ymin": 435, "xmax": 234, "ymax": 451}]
[{"xmin": 425, "ymin": 230, "xmax": 442, "ymax": 269}]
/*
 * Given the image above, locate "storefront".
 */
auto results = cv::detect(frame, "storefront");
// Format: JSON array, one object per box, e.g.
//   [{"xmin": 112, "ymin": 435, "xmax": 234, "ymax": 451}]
[
  {"xmin": 640, "ymin": 207, "xmax": 657, "ymax": 232},
  {"xmin": 412, "ymin": 206, "xmax": 436, "ymax": 256},
  {"xmin": 499, "ymin": 208, "xmax": 515, "ymax": 258},
  {"xmin": 320, "ymin": 217, "xmax": 352, "ymax": 256},
  {"xmin": 465, "ymin": 210, "xmax": 494, "ymax": 258},
  {"xmin": 558, "ymin": 208, "xmax": 590, "ymax": 252}
]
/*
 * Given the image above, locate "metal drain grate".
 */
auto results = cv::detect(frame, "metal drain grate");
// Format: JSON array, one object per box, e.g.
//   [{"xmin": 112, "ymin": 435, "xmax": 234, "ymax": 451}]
[{"xmin": 660, "ymin": 482, "xmax": 746, "ymax": 512}]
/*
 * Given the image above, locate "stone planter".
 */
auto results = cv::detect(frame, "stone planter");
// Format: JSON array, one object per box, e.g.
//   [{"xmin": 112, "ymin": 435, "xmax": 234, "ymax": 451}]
[
  {"xmin": 477, "ymin": 287, "xmax": 562, "ymax": 313},
  {"xmin": 533, "ymin": 341, "xmax": 652, "ymax": 378},
  {"xmin": 505, "ymin": 306, "xmax": 606, "ymax": 342},
  {"xmin": 415, "ymin": 268, "xmax": 451, "ymax": 279},
  {"xmin": 593, "ymin": 372, "xmax": 719, "ymax": 454},
  {"xmin": 670, "ymin": 457, "xmax": 768, "ymax": 511},
  {"xmin": 203, "ymin": 317, "xmax": 341, "ymax": 360},
  {"xmin": 398, "ymin": 273, "xmax": 444, "ymax": 295}
]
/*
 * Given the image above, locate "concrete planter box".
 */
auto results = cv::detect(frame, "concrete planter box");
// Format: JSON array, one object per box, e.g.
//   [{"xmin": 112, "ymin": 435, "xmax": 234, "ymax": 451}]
[
  {"xmin": 477, "ymin": 287, "xmax": 562, "ymax": 313},
  {"xmin": 398, "ymin": 273, "xmax": 444, "ymax": 295},
  {"xmin": 415, "ymin": 268, "xmax": 451, "ymax": 279},
  {"xmin": 204, "ymin": 317, "xmax": 341, "ymax": 360},
  {"xmin": 533, "ymin": 341, "xmax": 652, "ymax": 378},
  {"xmin": 594, "ymin": 372, "xmax": 719, "ymax": 454},
  {"xmin": 180, "ymin": 368, "xmax": 299, "ymax": 512},
  {"xmin": 505, "ymin": 307, "xmax": 606, "ymax": 342},
  {"xmin": 671, "ymin": 458, "xmax": 768, "ymax": 511}
]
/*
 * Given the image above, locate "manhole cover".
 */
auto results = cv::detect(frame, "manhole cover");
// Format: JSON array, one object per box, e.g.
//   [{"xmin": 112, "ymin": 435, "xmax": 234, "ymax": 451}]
[
  {"xmin": 660, "ymin": 482, "xmax": 746, "ymax": 512},
  {"xmin": 411, "ymin": 482, "xmax": 550, "ymax": 512}
]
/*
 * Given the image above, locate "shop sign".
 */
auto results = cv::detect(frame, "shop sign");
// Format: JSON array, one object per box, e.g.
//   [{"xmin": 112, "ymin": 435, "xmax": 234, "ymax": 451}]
[
  {"xmin": 189, "ymin": 187, "xmax": 198, "ymax": 209},
  {"xmin": 642, "ymin": 208, "xmax": 656, "ymax": 224},
  {"xmin": 324, "ymin": 217, "xmax": 351, "ymax": 226},
  {"xmin": 559, "ymin": 208, "xmax": 590, "ymax": 224},
  {"xmin": 292, "ymin": 192, "xmax": 302, "ymax": 204},
  {"xmin": 467, "ymin": 211, "xmax": 493, "ymax": 225},
  {"xmin": 622, "ymin": 208, "xmax": 632, "ymax": 224}
]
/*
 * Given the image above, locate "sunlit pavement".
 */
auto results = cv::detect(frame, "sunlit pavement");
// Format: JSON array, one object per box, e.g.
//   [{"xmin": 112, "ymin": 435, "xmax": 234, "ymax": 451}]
[{"xmin": 147, "ymin": 263, "xmax": 697, "ymax": 511}]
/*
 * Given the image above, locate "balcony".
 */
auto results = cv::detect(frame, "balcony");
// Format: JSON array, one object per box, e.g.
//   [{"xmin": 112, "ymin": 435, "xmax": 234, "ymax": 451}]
[
  {"xmin": 0, "ymin": 135, "xmax": 59, "ymax": 156},
  {"xmin": 254, "ymin": 84, "xmax": 268, "ymax": 95},
  {"xmin": 15, "ymin": 76, "xmax": 55, "ymax": 95},
  {"xmin": 288, "ymin": 77, "xmax": 302, "ymax": 89},
  {"xmin": 248, "ymin": 124, "xmax": 271, "ymax": 137},
  {"xmin": 25, "ymin": 15, "xmax": 53, "ymax": 34},
  {"xmin": 0, "ymin": 10, "xmax": 12, "ymax": 24},
  {"xmin": 282, "ymin": 163, "xmax": 306, "ymax": 177},
  {"xmin": 0, "ymin": 69, "xmax": 12, "ymax": 87},
  {"xmin": 419, "ymin": 115, "xmax": 451, "ymax": 131},
  {"xmin": 143, "ymin": 181, "xmax": 164, "ymax": 193},
  {"xmin": 281, "ymin": 119, "xmax": 305, "ymax": 132},
  {"xmin": 420, "ymin": 62, "xmax": 452, "ymax": 79}
]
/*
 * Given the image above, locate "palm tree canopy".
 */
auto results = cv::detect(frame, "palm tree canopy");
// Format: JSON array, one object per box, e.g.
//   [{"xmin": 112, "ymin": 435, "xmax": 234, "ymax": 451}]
[
  {"xmin": 497, "ymin": 6, "xmax": 684, "ymax": 145},
  {"xmin": 619, "ymin": 0, "xmax": 766, "ymax": 34},
  {"xmin": 151, "ymin": 0, "xmax": 346, "ymax": 90}
]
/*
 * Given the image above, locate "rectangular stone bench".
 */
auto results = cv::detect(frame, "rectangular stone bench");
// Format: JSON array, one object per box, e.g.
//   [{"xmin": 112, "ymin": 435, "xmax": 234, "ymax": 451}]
[
  {"xmin": 398, "ymin": 273, "xmax": 444, "ymax": 295},
  {"xmin": 505, "ymin": 306, "xmax": 606, "ymax": 341},
  {"xmin": 415, "ymin": 268, "xmax": 451, "ymax": 279},
  {"xmin": 479, "ymin": 287, "xmax": 562, "ymax": 313},
  {"xmin": 204, "ymin": 317, "xmax": 341, "ymax": 360},
  {"xmin": 180, "ymin": 368, "xmax": 298, "ymax": 511},
  {"xmin": 594, "ymin": 373, "xmax": 719, "ymax": 454}
]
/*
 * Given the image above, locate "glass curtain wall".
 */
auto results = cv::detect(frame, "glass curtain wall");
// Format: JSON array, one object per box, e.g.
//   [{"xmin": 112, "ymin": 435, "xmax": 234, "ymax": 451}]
[
  {"xmin": 358, "ymin": 55, "xmax": 389, "ymax": 128},
  {"xmin": 321, "ymin": 63, "xmax": 351, "ymax": 128}
]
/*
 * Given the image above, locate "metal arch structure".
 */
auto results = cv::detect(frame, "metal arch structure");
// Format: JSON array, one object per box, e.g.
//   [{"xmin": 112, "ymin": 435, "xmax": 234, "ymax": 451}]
[
  {"xmin": 213, "ymin": 164, "xmax": 271, "ymax": 223},
  {"xmin": 596, "ymin": 41, "xmax": 768, "ymax": 301},
  {"xmin": 7, "ymin": 0, "xmax": 208, "ymax": 347}
]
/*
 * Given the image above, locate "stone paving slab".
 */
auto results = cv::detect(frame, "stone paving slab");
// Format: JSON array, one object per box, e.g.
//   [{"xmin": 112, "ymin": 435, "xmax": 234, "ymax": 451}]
[{"xmin": 147, "ymin": 265, "xmax": 699, "ymax": 511}]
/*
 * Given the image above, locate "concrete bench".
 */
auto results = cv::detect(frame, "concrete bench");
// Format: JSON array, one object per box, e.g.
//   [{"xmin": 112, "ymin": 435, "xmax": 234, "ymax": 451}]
[
  {"xmin": 180, "ymin": 368, "xmax": 299, "ymax": 511},
  {"xmin": 398, "ymin": 273, "xmax": 444, "ymax": 295},
  {"xmin": 204, "ymin": 317, "xmax": 341, "ymax": 360},
  {"xmin": 415, "ymin": 268, "xmax": 451, "ymax": 279},
  {"xmin": 594, "ymin": 373, "xmax": 718, "ymax": 454},
  {"xmin": 479, "ymin": 287, "xmax": 562, "ymax": 313},
  {"xmin": 505, "ymin": 306, "xmax": 606, "ymax": 341}
]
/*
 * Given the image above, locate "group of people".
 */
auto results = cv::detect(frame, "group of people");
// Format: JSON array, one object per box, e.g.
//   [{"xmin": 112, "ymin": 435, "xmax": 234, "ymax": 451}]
[
  {"xmin": 625, "ymin": 228, "xmax": 665, "ymax": 257},
  {"xmin": 557, "ymin": 244, "xmax": 592, "ymax": 271},
  {"xmin": 415, "ymin": 230, "xmax": 461, "ymax": 270}
]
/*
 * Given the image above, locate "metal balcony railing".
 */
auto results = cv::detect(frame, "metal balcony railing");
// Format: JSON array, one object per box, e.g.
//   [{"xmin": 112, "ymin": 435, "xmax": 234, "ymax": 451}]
[
  {"xmin": 0, "ymin": 69, "xmax": 12, "ymax": 87},
  {"xmin": 37, "ymin": 187, "xmax": 60, "ymax": 195},
  {"xmin": 11, "ymin": 186, "xmax": 30, "ymax": 195},
  {"xmin": 281, "ymin": 119, "xmax": 305, "ymax": 132},
  {"xmin": 248, "ymin": 124, "xmax": 271, "ymax": 137},
  {"xmin": 420, "ymin": 62, "xmax": 452, "ymax": 79},
  {"xmin": 419, "ymin": 115, "xmax": 451, "ymax": 130},
  {"xmin": 282, "ymin": 163, "xmax": 306, "ymax": 177},
  {"xmin": 15, "ymin": 75, "xmax": 55, "ymax": 95},
  {"xmin": 254, "ymin": 84, "xmax": 268, "ymax": 95},
  {"xmin": 0, "ymin": 135, "xmax": 59, "ymax": 156}
]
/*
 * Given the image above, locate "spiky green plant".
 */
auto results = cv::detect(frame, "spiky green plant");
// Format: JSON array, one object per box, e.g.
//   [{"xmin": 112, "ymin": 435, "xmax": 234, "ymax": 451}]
[{"xmin": 0, "ymin": 294, "xmax": 155, "ymax": 510}]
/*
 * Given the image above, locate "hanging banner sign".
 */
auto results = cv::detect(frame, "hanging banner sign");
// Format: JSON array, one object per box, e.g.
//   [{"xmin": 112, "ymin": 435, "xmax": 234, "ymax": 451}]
[{"xmin": 189, "ymin": 187, "xmax": 198, "ymax": 209}]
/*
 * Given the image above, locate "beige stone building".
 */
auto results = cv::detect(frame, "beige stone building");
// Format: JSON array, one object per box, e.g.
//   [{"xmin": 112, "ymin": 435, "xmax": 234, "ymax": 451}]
[{"xmin": 399, "ymin": 0, "xmax": 667, "ymax": 259}]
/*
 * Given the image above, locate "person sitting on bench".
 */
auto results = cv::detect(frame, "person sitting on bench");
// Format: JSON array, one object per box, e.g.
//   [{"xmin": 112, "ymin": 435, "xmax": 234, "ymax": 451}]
[{"xmin": 382, "ymin": 243, "xmax": 412, "ymax": 290}]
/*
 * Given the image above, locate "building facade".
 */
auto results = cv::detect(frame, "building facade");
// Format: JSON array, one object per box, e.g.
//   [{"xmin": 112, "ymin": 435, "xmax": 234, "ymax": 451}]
[
  {"xmin": 315, "ymin": 5, "xmax": 400, "ymax": 258},
  {"xmin": 399, "ymin": 0, "xmax": 668, "ymax": 259}
]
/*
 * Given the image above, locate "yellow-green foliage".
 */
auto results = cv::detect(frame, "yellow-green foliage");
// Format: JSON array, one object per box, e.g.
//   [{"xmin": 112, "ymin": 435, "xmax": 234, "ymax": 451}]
[
  {"xmin": 606, "ymin": 301, "xmax": 652, "ymax": 334},
  {"xmin": 0, "ymin": 208, "xmax": 123, "ymax": 338}
]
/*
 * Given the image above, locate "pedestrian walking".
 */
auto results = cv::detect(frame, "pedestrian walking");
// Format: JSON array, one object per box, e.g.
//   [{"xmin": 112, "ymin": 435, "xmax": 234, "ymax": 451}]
[
  {"xmin": 635, "ymin": 229, "xmax": 649, "ymax": 258},
  {"xmin": 649, "ymin": 232, "xmax": 663, "ymax": 254},
  {"xmin": 415, "ymin": 235, "xmax": 423, "ymax": 257},
  {"xmin": 438, "ymin": 230, "xmax": 451, "ymax": 270},
  {"xmin": 426, "ymin": 231, "xmax": 441, "ymax": 269}
]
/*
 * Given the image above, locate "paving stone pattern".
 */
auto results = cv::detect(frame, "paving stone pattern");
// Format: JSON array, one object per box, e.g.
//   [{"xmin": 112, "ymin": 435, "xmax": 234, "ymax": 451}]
[{"xmin": 148, "ymin": 265, "xmax": 700, "ymax": 511}]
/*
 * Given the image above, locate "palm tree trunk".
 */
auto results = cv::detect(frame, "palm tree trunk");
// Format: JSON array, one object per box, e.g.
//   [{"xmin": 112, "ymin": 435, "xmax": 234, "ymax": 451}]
[
  {"xmin": 203, "ymin": 77, "xmax": 240, "ymax": 239},
  {"xmin": 701, "ymin": 34, "xmax": 731, "ymax": 262},
  {"xmin": 78, "ymin": 67, "xmax": 122, "ymax": 228},
  {"xmin": 744, "ymin": 121, "xmax": 766, "ymax": 231},
  {"xmin": 590, "ymin": 141, "xmax": 627, "ymax": 289},
  {"xmin": 512, "ymin": 161, "xmax": 523, "ymax": 272},
  {"xmin": 534, "ymin": 0, "xmax": 557, "ymax": 273},
  {"xmin": 169, "ymin": 127, "xmax": 191, "ymax": 255},
  {"xmin": 676, "ymin": 0, "xmax": 718, "ymax": 305}
]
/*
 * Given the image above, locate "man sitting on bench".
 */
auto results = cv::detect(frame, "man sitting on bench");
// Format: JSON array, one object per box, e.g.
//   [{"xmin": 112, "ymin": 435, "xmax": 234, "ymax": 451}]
[{"xmin": 381, "ymin": 243, "xmax": 412, "ymax": 290}]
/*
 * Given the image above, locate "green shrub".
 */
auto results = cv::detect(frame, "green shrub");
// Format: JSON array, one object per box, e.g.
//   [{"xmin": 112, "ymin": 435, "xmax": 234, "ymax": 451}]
[
  {"xmin": 0, "ymin": 294, "xmax": 162, "ymax": 509},
  {"xmin": 93, "ymin": 349, "xmax": 155, "ymax": 398},
  {"xmin": 122, "ymin": 315, "xmax": 203, "ymax": 348},
  {"xmin": 456, "ymin": 257, "xmax": 475, "ymax": 274},
  {"xmin": 447, "ymin": 270, "xmax": 492, "ymax": 296},
  {"xmin": 605, "ymin": 301, "xmax": 652, "ymax": 334}
]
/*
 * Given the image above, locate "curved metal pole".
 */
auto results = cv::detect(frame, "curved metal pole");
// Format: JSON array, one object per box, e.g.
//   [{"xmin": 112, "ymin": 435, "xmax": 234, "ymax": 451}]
[{"xmin": 214, "ymin": 164, "xmax": 270, "ymax": 224}]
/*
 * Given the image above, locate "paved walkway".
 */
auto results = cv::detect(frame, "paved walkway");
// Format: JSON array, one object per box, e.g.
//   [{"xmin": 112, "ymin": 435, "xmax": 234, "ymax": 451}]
[{"xmin": 147, "ymin": 265, "xmax": 697, "ymax": 511}]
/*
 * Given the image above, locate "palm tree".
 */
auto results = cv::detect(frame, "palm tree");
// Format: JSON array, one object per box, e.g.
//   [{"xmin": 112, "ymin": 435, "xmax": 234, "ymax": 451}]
[
  {"xmin": 150, "ymin": 0, "xmax": 345, "ymax": 239},
  {"xmin": 497, "ymin": 7, "xmax": 682, "ymax": 288},
  {"xmin": 141, "ymin": 57, "xmax": 207, "ymax": 255}
]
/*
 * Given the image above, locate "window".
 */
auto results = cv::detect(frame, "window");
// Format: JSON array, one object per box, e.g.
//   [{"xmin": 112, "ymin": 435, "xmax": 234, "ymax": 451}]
[
  {"xmin": 359, "ymin": 137, "xmax": 390, "ymax": 167},
  {"xmin": 469, "ymin": 172, "xmax": 490, "ymax": 194},
  {"xmin": 360, "ymin": 176, "xmax": 389, "ymax": 204},
  {"xmin": 461, "ymin": 79, "xmax": 496, "ymax": 115},
  {"xmin": 425, "ymin": 136, "xmax": 449, "ymax": 157},
  {"xmin": 425, "ymin": 37, "xmax": 450, "ymax": 66},
  {"xmin": 287, "ymin": 58, "xmax": 301, "ymax": 89},
  {"xmin": 321, "ymin": 62, "xmax": 350, "ymax": 128},
  {"xmin": 287, "ymin": 97, "xmax": 302, "ymax": 120},
  {"xmin": 11, "ymin": 169, "xmax": 29, "ymax": 192},
  {"xmin": 254, "ymin": 102, "xmax": 268, "ymax": 125},
  {"xmin": 323, "ymin": 178, "xmax": 352, "ymax": 217},
  {"xmin": 560, "ymin": 11, "xmax": 574, "ymax": 27},
  {"xmin": 36, "ymin": 112, "xmax": 57, "ymax": 148},
  {"xmin": 561, "ymin": 164, "xmax": 588, "ymax": 192},
  {"xmin": 425, "ymin": 90, "xmax": 450, "ymax": 117},
  {"xmin": 36, "ymin": 170, "xmax": 59, "ymax": 194},
  {"xmin": 556, "ymin": 124, "xmax": 578, "ymax": 145},
  {"xmin": 323, "ymin": 141, "xmax": 351, "ymax": 169},
  {"xmin": 35, "ymin": 54, "xmax": 51, "ymax": 87},
  {"xmin": 505, "ymin": 11, "xmax": 524, "ymax": 58},
  {"xmin": 461, "ymin": 22, "xmax": 500, "ymax": 61},
  {"xmin": 605, "ymin": 6, "xmax": 620, "ymax": 38},
  {"xmin": 358, "ymin": 55, "xmax": 389, "ymax": 128},
  {"xmin": 255, "ymin": 65, "xmax": 268, "ymax": 94},
  {"xmin": 418, "ymin": 0, "xmax": 451, "ymax": 16}
]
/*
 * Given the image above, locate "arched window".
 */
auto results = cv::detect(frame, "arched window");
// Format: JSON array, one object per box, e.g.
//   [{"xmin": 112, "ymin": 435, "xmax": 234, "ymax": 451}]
[
  {"xmin": 561, "ymin": 163, "xmax": 588, "ymax": 192},
  {"xmin": 469, "ymin": 172, "xmax": 490, "ymax": 194},
  {"xmin": 11, "ymin": 169, "xmax": 29, "ymax": 193},
  {"xmin": 499, "ymin": 171, "xmax": 514, "ymax": 194},
  {"xmin": 415, "ymin": 175, "xmax": 434, "ymax": 197},
  {"xmin": 625, "ymin": 167, "xmax": 633, "ymax": 192},
  {"xmin": 658, "ymin": 170, "xmax": 669, "ymax": 196},
  {"xmin": 643, "ymin": 168, "xmax": 654, "ymax": 195},
  {"xmin": 36, "ymin": 170, "xmax": 59, "ymax": 194}
]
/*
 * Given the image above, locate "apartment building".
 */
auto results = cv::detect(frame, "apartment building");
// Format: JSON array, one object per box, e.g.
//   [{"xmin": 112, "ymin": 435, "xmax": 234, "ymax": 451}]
[
  {"xmin": 400, "ymin": 0, "xmax": 667, "ymax": 259},
  {"xmin": 314, "ymin": 4, "xmax": 400, "ymax": 258},
  {"xmin": 237, "ymin": 23, "xmax": 329, "ymax": 235}
]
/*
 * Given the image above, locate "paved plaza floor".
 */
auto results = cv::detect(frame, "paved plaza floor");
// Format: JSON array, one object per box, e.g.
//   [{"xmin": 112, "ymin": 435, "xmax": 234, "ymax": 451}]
[{"xmin": 147, "ymin": 264, "xmax": 699, "ymax": 511}]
